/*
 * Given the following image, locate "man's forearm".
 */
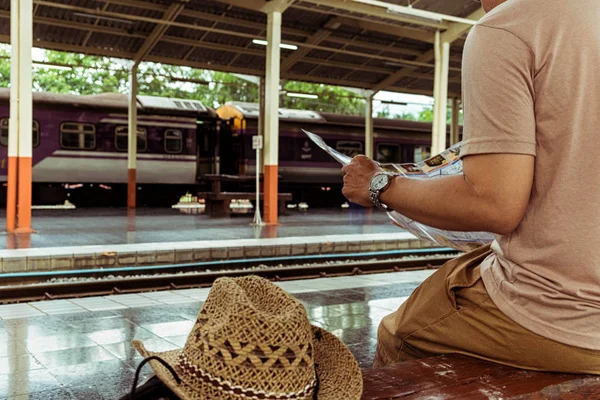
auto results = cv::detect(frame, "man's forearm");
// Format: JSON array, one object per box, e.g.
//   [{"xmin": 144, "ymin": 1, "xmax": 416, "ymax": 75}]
[{"xmin": 379, "ymin": 175, "xmax": 510, "ymax": 234}]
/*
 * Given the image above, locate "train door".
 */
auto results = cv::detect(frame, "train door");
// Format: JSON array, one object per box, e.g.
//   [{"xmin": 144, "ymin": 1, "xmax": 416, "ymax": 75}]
[
  {"xmin": 218, "ymin": 119, "xmax": 240, "ymax": 176},
  {"xmin": 196, "ymin": 118, "xmax": 218, "ymax": 180}
]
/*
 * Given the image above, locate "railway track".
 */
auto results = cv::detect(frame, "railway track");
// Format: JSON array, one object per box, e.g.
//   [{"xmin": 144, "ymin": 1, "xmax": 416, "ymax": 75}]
[{"xmin": 0, "ymin": 249, "xmax": 458, "ymax": 304}]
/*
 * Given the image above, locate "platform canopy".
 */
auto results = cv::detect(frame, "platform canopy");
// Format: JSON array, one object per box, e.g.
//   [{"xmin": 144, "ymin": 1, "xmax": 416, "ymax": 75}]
[{"xmin": 0, "ymin": 0, "xmax": 483, "ymax": 98}]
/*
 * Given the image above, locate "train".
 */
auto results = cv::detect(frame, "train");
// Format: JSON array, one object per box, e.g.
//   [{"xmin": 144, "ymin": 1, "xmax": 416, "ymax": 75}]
[{"xmin": 0, "ymin": 89, "xmax": 442, "ymax": 207}]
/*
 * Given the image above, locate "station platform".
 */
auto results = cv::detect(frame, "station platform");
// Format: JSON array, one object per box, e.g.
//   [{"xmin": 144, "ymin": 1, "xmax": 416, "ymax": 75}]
[
  {"xmin": 0, "ymin": 209, "xmax": 435, "ymax": 274},
  {"xmin": 0, "ymin": 270, "xmax": 433, "ymax": 399}
]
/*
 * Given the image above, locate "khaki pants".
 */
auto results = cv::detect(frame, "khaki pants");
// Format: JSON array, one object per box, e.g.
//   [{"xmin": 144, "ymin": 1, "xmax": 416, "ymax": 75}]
[{"xmin": 374, "ymin": 245, "xmax": 600, "ymax": 374}]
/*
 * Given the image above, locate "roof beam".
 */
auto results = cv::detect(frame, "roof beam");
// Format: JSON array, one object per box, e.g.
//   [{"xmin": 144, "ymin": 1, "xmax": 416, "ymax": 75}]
[
  {"xmin": 261, "ymin": 0, "xmax": 295, "ymax": 13},
  {"xmin": 133, "ymin": 2, "xmax": 186, "ymax": 64},
  {"xmin": 371, "ymin": 50, "xmax": 434, "ymax": 92},
  {"xmin": 0, "ymin": 34, "xmax": 135, "ymax": 60},
  {"xmin": 335, "ymin": 16, "xmax": 435, "ymax": 44},
  {"xmin": 184, "ymin": 7, "xmax": 428, "ymax": 58},
  {"xmin": 299, "ymin": 0, "xmax": 448, "ymax": 30},
  {"xmin": 370, "ymin": 8, "xmax": 483, "ymax": 92},
  {"xmin": 0, "ymin": 11, "xmax": 146, "ymax": 39},
  {"xmin": 213, "ymin": 0, "xmax": 266, "ymax": 12},
  {"xmin": 160, "ymin": 35, "xmax": 395, "ymax": 75},
  {"xmin": 281, "ymin": 17, "xmax": 339, "ymax": 73}
]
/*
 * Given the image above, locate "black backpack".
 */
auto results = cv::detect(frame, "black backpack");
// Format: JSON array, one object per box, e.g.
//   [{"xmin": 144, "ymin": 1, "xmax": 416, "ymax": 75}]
[{"xmin": 119, "ymin": 375, "xmax": 180, "ymax": 400}]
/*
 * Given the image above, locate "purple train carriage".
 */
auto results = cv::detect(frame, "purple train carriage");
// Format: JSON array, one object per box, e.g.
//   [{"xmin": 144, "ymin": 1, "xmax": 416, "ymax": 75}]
[
  {"xmin": 216, "ymin": 102, "xmax": 434, "ymax": 206},
  {"xmin": 0, "ymin": 88, "xmax": 219, "ymax": 206},
  {"xmin": 0, "ymin": 90, "xmax": 438, "ymax": 207}
]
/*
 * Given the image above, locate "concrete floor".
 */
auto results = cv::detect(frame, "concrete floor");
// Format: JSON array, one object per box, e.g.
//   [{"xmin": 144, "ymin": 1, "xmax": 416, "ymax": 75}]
[{"xmin": 0, "ymin": 208, "xmax": 401, "ymax": 249}]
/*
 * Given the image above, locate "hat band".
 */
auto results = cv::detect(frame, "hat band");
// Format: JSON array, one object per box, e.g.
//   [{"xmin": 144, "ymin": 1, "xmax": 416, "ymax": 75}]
[{"xmin": 178, "ymin": 353, "xmax": 317, "ymax": 400}]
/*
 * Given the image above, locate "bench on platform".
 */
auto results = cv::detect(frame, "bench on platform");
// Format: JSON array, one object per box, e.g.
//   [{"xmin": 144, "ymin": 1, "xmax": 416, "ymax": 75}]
[
  {"xmin": 361, "ymin": 354, "xmax": 600, "ymax": 399},
  {"xmin": 197, "ymin": 191, "xmax": 293, "ymax": 217},
  {"xmin": 198, "ymin": 174, "xmax": 292, "ymax": 217}
]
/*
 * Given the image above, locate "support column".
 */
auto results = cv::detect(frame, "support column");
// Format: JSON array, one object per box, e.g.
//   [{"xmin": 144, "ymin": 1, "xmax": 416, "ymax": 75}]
[
  {"xmin": 364, "ymin": 91, "xmax": 375, "ymax": 159},
  {"xmin": 8, "ymin": 0, "xmax": 33, "ymax": 233},
  {"xmin": 258, "ymin": 76, "xmax": 265, "ymax": 175},
  {"xmin": 432, "ymin": 31, "xmax": 450, "ymax": 155},
  {"xmin": 263, "ymin": 10, "xmax": 282, "ymax": 225},
  {"xmin": 127, "ymin": 66, "xmax": 138, "ymax": 209},
  {"xmin": 450, "ymin": 98, "xmax": 460, "ymax": 145}
]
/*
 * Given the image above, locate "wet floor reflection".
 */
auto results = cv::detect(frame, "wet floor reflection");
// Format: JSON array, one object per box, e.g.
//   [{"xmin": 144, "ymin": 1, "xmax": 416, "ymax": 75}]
[{"xmin": 5, "ymin": 232, "xmax": 32, "ymax": 249}]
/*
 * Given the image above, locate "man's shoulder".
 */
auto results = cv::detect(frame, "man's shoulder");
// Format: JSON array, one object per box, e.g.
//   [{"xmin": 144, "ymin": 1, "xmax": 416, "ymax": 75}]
[
  {"xmin": 477, "ymin": 0, "xmax": 538, "ymax": 31},
  {"xmin": 477, "ymin": 0, "xmax": 569, "ymax": 36}
]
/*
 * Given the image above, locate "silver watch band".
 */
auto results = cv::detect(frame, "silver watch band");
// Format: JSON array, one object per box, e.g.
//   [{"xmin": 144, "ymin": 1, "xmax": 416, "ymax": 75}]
[{"xmin": 370, "ymin": 174, "xmax": 395, "ymax": 211}]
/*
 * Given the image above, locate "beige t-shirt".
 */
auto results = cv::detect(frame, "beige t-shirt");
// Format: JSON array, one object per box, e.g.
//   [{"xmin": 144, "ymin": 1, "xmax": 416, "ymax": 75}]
[{"xmin": 461, "ymin": 0, "xmax": 600, "ymax": 350}]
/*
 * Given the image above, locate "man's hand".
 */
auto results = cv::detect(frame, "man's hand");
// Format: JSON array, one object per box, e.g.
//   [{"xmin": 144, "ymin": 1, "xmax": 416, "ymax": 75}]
[{"xmin": 341, "ymin": 155, "xmax": 384, "ymax": 207}]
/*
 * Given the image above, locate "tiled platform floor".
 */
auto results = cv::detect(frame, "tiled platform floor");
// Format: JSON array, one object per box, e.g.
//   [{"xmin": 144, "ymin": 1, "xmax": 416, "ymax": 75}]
[
  {"xmin": 0, "ymin": 208, "xmax": 398, "ymax": 249},
  {"xmin": 0, "ymin": 270, "xmax": 433, "ymax": 399}
]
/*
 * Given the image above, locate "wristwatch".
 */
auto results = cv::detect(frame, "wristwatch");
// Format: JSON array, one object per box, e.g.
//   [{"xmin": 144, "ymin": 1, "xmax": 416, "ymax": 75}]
[{"xmin": 369, "ymin": 172, "xmax": 395, "ymax": 211}]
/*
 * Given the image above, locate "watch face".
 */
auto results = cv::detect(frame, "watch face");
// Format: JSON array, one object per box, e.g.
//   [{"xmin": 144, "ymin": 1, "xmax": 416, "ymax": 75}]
[{"xmin": 371, "ymin": 174, "xmax": 389, "ymax": 191}]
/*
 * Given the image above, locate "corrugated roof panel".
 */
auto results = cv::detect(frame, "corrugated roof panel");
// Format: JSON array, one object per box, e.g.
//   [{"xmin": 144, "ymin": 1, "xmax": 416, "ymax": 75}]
[
  {"xmin": 33, "ymin": 24, "xmax": 88, "ymax": 46},
  {"xmin": 327, "ymin": 52, "xmax": 372, "ymax": 65},
  {"xmin": 0, "ymin": 15, "xmax": 8, "ymax": 36},
  {"xmin": 165, "ymin": 20, "xmax": 215, "ymax": 42},
  {"xmin": 305, "ymin": 48, "xmax": 335, "ymax": 60},
  {"xmin": 344, "ymin": 70, "xmax": 389, "ymax": 84},
  {"xmin": 283, "ymin": 8, "xmax": 330, "ymax": 30},
  {"xmin": 186, "ymin": 0, "xmax": 231, "ymax": 15},
  {"xmin": 187, "ymin": 48, "xmax": 239, "ymax": 65},
  {"xmin": 289, "ymin": 62, "xmax": 319, "ymax": 76},
  {"xmin": 109, "ymin": 3, "xmax": 166, "ymax": 34},
  {"xmin": 230, "ymin": 55, "xmax": 265, "ymax": 70},
  {"xmin": 204, "ymin": 32, "xmax": 251, "ymax": 48},
  {"xmin": 0, "ymin": 0, "xmax": 478, "ymax": 96},
  {"xmin": 214, "ymin": 22, "xmax": 264, "ymax": 36},
  {"xmin": 151, "ymin": 41, "xmax": 192, "ymax": 59},
  {"xmin": 85, "ymin": 33, "xmax": 145, "ymax": 54},
  {"xmin": 309, "ymin": 66, "xmax": 354, "ymax": 79}
]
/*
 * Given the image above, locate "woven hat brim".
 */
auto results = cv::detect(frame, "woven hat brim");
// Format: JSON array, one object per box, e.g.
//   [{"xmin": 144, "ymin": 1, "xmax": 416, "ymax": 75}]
[{"xmin": 132, "ymin": 326, "xmax": 362, "ymax": 400}]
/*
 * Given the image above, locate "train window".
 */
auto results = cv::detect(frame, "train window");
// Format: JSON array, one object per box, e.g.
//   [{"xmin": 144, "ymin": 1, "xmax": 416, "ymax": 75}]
[
  {"xmin": 335, "ymin": 141, "xmax": 363, "ymax": 157},
  {"xmin": 376, "ymin": 144, "xmax": 401, "ymax": 163},
  {"xmin": 164, "ymin": 129, "xmax": 183, "ymax": 153},
  {"xmin": 114, "ymin": 126, "xmax": 147, "ymax": 152},
  {"xmin": 0, "ymin": 118, "xmax": 8, "ymax": 146},
  {"xmin": 414, "ymin": 146, "xmax": 431, "ymax": 163},
  {"xmin": 0, "ymin": 118, "xmax": 40, "ymax": 147},
  {"xmin": 60, "ymin": 122, "xmax": 96, "ymax": 150}
]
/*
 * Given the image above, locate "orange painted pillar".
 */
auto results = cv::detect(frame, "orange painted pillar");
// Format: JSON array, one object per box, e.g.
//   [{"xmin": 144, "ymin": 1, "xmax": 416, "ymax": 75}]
[
  {"xmin": 127, "ymin": 66, "xmax": 138, "ymax": 208},
  {"xmin": 8, "ymin": 0, "xmax": 33, "ymax": 233},
  {"xmin": 16, "ymin": 157, "xmax": 32, "ymax": 232},
  {"xmin": 263, "ymin": 10, "xmax": 282, "ymax": 225},
  {"xmin": 127, "ymin": 168, "xmax": 136, "ymax": 208},
  {"xmin": 6, "ymin": 157, "xmax": 17, "ymax": 232}
]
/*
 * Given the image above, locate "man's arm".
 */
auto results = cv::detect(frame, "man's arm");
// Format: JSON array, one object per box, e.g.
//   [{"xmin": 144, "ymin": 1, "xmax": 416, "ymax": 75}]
[
  {"xmin": 380, "ymin": 153, "xmax": 534, "ymax": 234},
  {"xmin": 341, "ymin": 152, "xmax": 534, "ymax": 235}
]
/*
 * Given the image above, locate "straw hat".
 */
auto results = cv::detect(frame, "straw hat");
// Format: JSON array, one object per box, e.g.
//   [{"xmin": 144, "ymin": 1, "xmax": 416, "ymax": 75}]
[{"xmin": 133, "ymin": 275, "xmax": 363, "ymax": 400}]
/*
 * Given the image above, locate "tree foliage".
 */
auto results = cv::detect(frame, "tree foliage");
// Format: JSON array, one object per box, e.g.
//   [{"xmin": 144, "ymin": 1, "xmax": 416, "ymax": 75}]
[{"xmin": 0, "ymin": 48, "xmax": 454, "ymax": 122}]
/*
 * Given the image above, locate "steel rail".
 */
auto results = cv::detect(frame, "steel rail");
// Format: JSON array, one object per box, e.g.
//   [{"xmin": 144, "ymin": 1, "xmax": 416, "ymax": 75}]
[{"xmin": 0, "ymin": 254, "xmax": 453, "ymax": 304}]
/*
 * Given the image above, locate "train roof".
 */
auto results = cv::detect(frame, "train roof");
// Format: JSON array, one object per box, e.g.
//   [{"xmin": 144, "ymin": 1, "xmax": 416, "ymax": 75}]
[
  {"xmin": 0, "ymin": 88, "xmax": 217, "ymax": 118},
  {"xmin": 220, "ymin": 101, "xmax": 437, "ymax": 132}
]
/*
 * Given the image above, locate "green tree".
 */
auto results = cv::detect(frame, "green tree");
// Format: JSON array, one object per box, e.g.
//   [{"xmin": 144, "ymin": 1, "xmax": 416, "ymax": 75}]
[
  {"xmin": 417, "ymin": 106, "xmax": 463, "ymax": 124},
  {"xmin": 1, "ymin": 48, "xmax": 461, "ymax": 121},
  {"xmin": 375, "ymin": 105, "xmax": 391, "ymax": 118},
  {"xmin": 393, "ymin": 112, "xmax": 418, "ymax": 121},
  {"xmin": 0, "ymin": 47, "xmax": 11, "ymax": 87}
]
